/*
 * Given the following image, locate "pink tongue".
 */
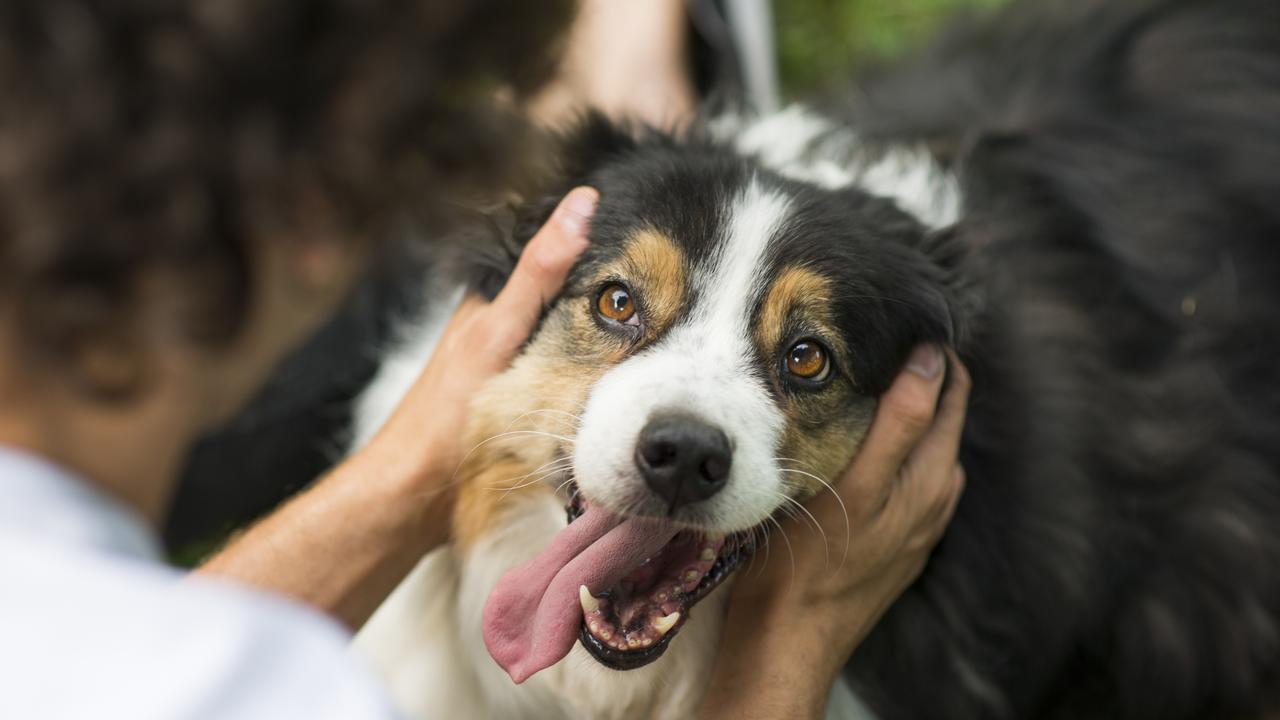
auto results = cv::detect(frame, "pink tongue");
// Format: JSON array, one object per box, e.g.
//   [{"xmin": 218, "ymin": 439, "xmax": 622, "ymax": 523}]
[{"xmin": 482, "ymin": 505, "xmax": 678, "ymax": 683}]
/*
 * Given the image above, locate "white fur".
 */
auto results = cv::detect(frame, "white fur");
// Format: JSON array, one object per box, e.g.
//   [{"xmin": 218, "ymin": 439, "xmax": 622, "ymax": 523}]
[
  {"xmin": 348, "ymin": 106, "xmax": 940, "ymax": 719},
  {"xmin": 711, "ymin": 105, "xmax": 961, "ymax": 228},
  {"xmin": 354, "ymin": 481, "xmax": 728, "ymax": 719},
  {"xmin": 573, "ymin": 179, "xmax": 791, "ymax": 534},
  {"xmin": 350, "ymin": 286, "xmax": 464, "ymax": 449}
]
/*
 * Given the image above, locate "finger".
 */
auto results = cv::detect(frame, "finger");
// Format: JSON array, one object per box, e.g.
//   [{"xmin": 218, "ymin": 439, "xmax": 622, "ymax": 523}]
[
  {"xmin": 847, "ymin": 344, "xmax": 947, "ymax": 484},
  {"xmin": 916, "ymin": 463, "xmax": 965, "ymax": 549},
  {"xmin": 942, "ymin": 464, "xmax": 966, "ymax": 523},
  {"xmin": 487, "ymin": 186, "xmax": 597, "ymax": 351},
  {"xmin": 906, "ymin": 349, "xmax": 972, "ymax": 478}
]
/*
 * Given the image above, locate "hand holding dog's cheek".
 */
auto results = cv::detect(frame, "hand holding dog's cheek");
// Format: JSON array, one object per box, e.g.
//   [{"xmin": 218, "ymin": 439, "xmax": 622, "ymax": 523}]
[
  {"xmin": 359, "ymin": 187, "xmax": 597, "ymax": 535},
  {"xmin": 700, "ymin": 346, "xmax": 969, "ymax": 720}
]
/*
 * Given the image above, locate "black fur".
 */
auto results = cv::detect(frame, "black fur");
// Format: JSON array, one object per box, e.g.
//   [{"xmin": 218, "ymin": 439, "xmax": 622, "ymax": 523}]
[
  {"xmin": 845, "ymin": 1, "xmax": 1280, "ymax": 718},
  {"xmin": 448, "ymin": 0, "xmax": 1280, "ymax": 716}
]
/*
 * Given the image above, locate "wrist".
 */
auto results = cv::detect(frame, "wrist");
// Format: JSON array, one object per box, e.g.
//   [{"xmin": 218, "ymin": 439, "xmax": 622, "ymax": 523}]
[
  {"xmin": 700, "ymin": 598, "xmax": 854, "ymax": 720},
  {"xmin": 343, "ymin": 440, "xmax": 455, "ymax": 553}
]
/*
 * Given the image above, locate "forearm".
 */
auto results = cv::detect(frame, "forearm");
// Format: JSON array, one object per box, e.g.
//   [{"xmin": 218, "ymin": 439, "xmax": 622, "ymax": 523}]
[
  {"xmin": 197, "ymin": 442, "xmax": 450, "ymax": 630},
  {"xmin": 196, "ymin": 189, "xmax": 596, "ymax": 633},
  {"xmin": 699, "ymin": 582, "xmax": 900, "ymax": 720},
  {"xmin": 699, "ymin": 606, "xmax": 848, "ymax": 719}
]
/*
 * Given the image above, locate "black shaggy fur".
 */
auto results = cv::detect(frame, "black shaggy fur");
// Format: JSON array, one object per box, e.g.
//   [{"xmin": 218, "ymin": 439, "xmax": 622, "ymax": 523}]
[
  {"xmin": 448, "ymin": 0, "xmax": 1280, "ymax": 717},
  {"xmin": 843, "ymin": 1, "xmax": 1280, "ymax": 718}
]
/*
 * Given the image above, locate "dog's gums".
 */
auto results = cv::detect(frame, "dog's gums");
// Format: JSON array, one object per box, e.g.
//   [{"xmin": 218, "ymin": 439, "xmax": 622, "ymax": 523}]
[{"xmin": 565, "ymin": 488, "xmax": 751, "ymax": 670}]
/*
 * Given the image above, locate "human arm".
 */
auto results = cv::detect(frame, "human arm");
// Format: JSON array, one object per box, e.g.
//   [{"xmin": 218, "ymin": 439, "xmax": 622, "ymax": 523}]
[
  {"xmin": 528, "ymin": 0, "xmax": 696, "ymax": 128},
  {"xmin": 699, "ymin": 346, "xmax": 971, "ymax": 719},
  {"xmin": 197, "ymin": 188, "xmax": 599, "ymax": 630}
]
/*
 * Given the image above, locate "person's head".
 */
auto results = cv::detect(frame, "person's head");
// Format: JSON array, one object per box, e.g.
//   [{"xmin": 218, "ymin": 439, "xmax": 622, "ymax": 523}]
[
  {"xmin": 0, "ymin": 0, "xmax": 572, "ymax": 509},
  {"xmin": 0, "ymin": 0, "xmax": 575, "ymax": 422}
]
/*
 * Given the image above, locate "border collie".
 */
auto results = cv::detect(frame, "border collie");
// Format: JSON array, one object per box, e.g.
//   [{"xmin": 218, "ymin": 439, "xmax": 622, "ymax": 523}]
[{"xmin": 350, "ymin": 1, "xmax": 1280, "ymax": 717}]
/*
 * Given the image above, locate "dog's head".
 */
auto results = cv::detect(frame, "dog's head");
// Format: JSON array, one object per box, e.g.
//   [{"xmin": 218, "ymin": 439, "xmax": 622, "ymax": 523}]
[{"xmin": 452, "ymin": 111, "xmax": 965, "ymax": 680}]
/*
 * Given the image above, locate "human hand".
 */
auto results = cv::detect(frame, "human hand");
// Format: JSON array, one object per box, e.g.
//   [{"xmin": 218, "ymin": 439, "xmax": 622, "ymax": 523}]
[
  {"xmin": 358, "ymin": 187, "xmax": 598, "ymax": 548},
  {"xmin": 699, "ymin": 345, "xmax": 970, "ymax": 719},
  {"xmin": 198, "ymin": 191, "xmax": 596, "ymax": 630}
]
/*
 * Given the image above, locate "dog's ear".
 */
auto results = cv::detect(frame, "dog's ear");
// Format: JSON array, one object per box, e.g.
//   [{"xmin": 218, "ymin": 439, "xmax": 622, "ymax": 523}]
[
  {"xmin": 550, "ymin": 111, "xmax": 641, "ymax": 190},
  {"xmin": 438, "ymin": 112, "xmax": 637, "ymax": 300},
  {"xmin": 832, "ymin": 191, "xmax": 971, "ymax": 386},
  {"xmin": 870, "ymin": 249, "xmax": 967, "ymax": 394},
  {"xmin": 845, "ymin": 209, "xmax": 973, "ymax": 395}
]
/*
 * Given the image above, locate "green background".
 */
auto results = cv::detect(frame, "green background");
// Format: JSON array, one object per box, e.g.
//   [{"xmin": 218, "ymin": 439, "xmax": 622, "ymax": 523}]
[{"xmin": 774, "ymin": 0, "xmax": 1009, "ymax": 97}]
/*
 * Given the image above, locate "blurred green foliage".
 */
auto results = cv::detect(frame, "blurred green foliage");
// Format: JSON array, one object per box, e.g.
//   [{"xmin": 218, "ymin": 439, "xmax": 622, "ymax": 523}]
[{"xmin": 774, "ymin": 0, "xmax": 1010, "ymax": 98}]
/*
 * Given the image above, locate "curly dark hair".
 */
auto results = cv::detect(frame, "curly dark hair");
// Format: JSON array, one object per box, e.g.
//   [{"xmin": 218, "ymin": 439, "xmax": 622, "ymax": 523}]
[{"xmin": 0, "ymin": 0, "xmax": 572, "ymax": 392}]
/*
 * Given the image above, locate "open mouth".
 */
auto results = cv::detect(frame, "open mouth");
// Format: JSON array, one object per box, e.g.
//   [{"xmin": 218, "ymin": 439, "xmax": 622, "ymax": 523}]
[{"xmin": 565, "ymin": 486, "xmax": 751, "ymax": 670}]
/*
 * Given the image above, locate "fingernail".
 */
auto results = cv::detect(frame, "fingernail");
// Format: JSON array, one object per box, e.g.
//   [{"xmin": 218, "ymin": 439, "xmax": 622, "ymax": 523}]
[
  {"xmin": 905, "ymin": 344, "xmax": 943, "ymax": 379},
  {"xmin": 557, "ymin": 187, "xmax": 598, "ymax": 240}
]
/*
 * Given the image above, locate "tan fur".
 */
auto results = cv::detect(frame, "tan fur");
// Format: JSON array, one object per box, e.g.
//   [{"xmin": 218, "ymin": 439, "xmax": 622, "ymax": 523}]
[
  {"xmin": 755, "ymin": 266, "xmax": 873, "ymax": 498},
  {"xmin": 454, "ymin": 231, "xmax": 689, "ymax": 549},
  {"xmin": 357, "ymin": 254, "xmax": 865, "ymax": 720},
  {"xmin": 756, "ymin": 266, "xmax": 835, "ymax": 355},
  {"xmin": 611, "ymin": 230, "xmax": 687, "ymax": 335},
  {"xmin": 453, "ymin": 342, "xmax": 604, "ymax": 549}
]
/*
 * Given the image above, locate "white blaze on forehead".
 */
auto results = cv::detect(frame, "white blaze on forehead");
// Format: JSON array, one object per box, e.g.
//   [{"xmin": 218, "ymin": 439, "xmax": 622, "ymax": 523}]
[
  {"xmin": 710, "ymin": 105, "xmax": 962, "ymax": 229},
  {"xmin": 571, "ymin": 180, "xmax": 794, "ymax": 533},
  {"xmin": 685, "ymin": 178, "xmax": 793, "ymax": 347}
]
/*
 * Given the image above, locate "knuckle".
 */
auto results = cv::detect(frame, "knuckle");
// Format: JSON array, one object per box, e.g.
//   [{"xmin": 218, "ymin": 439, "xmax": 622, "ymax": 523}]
[
  {"xmin": 949, "ymin": 356, "xmax": 973, "ymax": 392},
  {"xmin": 518, "ymin": 250, "xmax": 557, "ymax": 284},
  {"xmin": 484, "ymin": 322, "xmax": 524, "ymax": 356},
  {"xmin": 465, "ymin": 312, "xmax": 512, "ymax": 353},
  {"xmin": 888, "ymin": 396, "xmax": 934, "ymax": 435}
]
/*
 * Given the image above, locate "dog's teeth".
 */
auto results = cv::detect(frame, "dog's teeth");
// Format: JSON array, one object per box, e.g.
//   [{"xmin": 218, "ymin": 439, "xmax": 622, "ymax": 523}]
[
  {"xmin": 701, "ymin": 547, "xmax": 716, "ymax": 562},
  {"xmin": 579, "ymin": 585, "xmax": 599, "ymax": 614},
  {"xmin": 683, "ymin": 569, "xmax": 701, "ymax": 583},
  {"xmin": 653, "ymin": 611, "xmax": 680, "ymax": 636}
]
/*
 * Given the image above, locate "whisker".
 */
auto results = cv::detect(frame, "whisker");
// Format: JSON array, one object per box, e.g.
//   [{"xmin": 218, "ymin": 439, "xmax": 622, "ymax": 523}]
[
  {"xmin": 506, "ymin": 408, "xmax": 585, "ymax": 432},
  {"xmin": 452, "ymin": 430, "xmax": 577, "ymax": 485},
  {"xmin": 777, "ymin": 494, "xmax": 830, "ymax": 568},
  {"xmin": 778, "ymin": 467, "xmax": 851, "ymax": 572},
  {"xmin": 488, "ymin": 458, "xmax": 574, "ymax": 494},
  {"xmin": 764, "ymin": 515, "xmax": 796, "ymax": 589},
  {"xmin": 495, "ymin": 464, "xmax": 574, "ymax": 502},
  {"xmin": 552, "ymin": 475, "xmax": 577, "ymax": 497}
]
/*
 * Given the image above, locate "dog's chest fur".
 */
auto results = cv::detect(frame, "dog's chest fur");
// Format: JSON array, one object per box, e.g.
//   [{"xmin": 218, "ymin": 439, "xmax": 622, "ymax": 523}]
[
  {"xmin": 349, "ymin": 2, "xmax": 1280, "ymax": 717},
  {"xmin": 342, "ymin": 105, "xmax": 909, "ymax": 715}
]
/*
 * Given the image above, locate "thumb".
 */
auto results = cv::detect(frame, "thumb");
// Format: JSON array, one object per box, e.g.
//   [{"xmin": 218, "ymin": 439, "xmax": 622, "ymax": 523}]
[
  {"xmin": 844, "ymin": 344, "xmax": 947, "ymax": 489},
  {"xmin": 486, "ymin": 186, "xmax": 597, "ymax": 354}
]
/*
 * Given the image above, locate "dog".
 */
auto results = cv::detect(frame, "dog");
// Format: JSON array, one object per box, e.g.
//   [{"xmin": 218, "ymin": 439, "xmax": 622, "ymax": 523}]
[{"xmin": 350, "ymin": 0, "xmax": 1280, "ymax": 717}]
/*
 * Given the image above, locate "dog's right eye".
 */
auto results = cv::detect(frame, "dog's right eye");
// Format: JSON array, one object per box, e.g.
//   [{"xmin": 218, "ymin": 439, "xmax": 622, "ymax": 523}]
[
  {"xmin": 596, "ymin": 283, "xmax": 637, "ymax": 325},
  {"xmin": 784, "ymin": 339, "xmax": 831, "ymax": 383}
]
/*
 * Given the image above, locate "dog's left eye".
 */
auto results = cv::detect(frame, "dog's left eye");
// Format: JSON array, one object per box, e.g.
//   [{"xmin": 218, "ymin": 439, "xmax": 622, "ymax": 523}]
[
  {"xmin": 596, "ymin": 283, "xmax": 638, "ymax": 325},
  {"xmin": 785, "ymin": 340, "xmax": 830, "ymax": 383}
]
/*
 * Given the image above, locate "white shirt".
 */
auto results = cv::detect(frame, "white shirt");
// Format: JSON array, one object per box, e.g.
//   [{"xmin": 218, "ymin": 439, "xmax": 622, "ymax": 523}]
[{"xmin": 0, "ymin": 446, "xmax": 404, "ymax": 720}]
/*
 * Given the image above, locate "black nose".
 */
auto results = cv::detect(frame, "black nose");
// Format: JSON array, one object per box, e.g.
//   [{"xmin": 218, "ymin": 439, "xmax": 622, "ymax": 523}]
[{"xmin": 634, "ymin": 414, "xmax": 732, "ymax": 512}]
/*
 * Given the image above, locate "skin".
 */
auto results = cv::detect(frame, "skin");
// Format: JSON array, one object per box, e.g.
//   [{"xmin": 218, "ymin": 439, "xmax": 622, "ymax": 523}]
[
  {"xmin": 700, "ymin": 347, "xmax": 969, "ymax": 720},
  {"xmin": 528, "ymin": 0, "xmax": 696, "ymax": 129},
  {"xmin": 0, "ymin": 176, "xmax": 967, "ymax": 712},
  {"xmin": 200, "ymin": 187, "xmax": 599, "ymax": 627}
]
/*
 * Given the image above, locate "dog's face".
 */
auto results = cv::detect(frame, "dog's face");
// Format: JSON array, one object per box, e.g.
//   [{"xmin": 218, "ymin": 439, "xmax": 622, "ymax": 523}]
[{"xmin": 460, "ymin": 116, "xmax": 959, "ymax": 676}]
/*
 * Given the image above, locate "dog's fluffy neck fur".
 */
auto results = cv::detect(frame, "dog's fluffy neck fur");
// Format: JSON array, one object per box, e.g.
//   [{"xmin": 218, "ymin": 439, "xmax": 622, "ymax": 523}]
[
  {"xmin": 350, "ymin": 3, "xmax": 1280, "ymax": 717},
  {"xmin": 343, "ymin": 107, "xmax": 923, "ymax": 718}
]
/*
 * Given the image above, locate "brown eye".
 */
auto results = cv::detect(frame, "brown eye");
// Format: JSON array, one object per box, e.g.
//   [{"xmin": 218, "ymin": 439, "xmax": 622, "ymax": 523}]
[
  {"xmin": 785, "ymin": 340, "xmax": 830, "ymax": 382},
  {"xmin": 596, "ymin": 284, "xmax": 636, "ymax": 323}
]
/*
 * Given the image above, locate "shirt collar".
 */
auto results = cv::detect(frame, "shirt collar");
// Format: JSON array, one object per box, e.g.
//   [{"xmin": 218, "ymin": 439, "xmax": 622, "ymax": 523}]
[{"xmin": 0, "ymin": 445, "xmax": 162, "ymax": 561}]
